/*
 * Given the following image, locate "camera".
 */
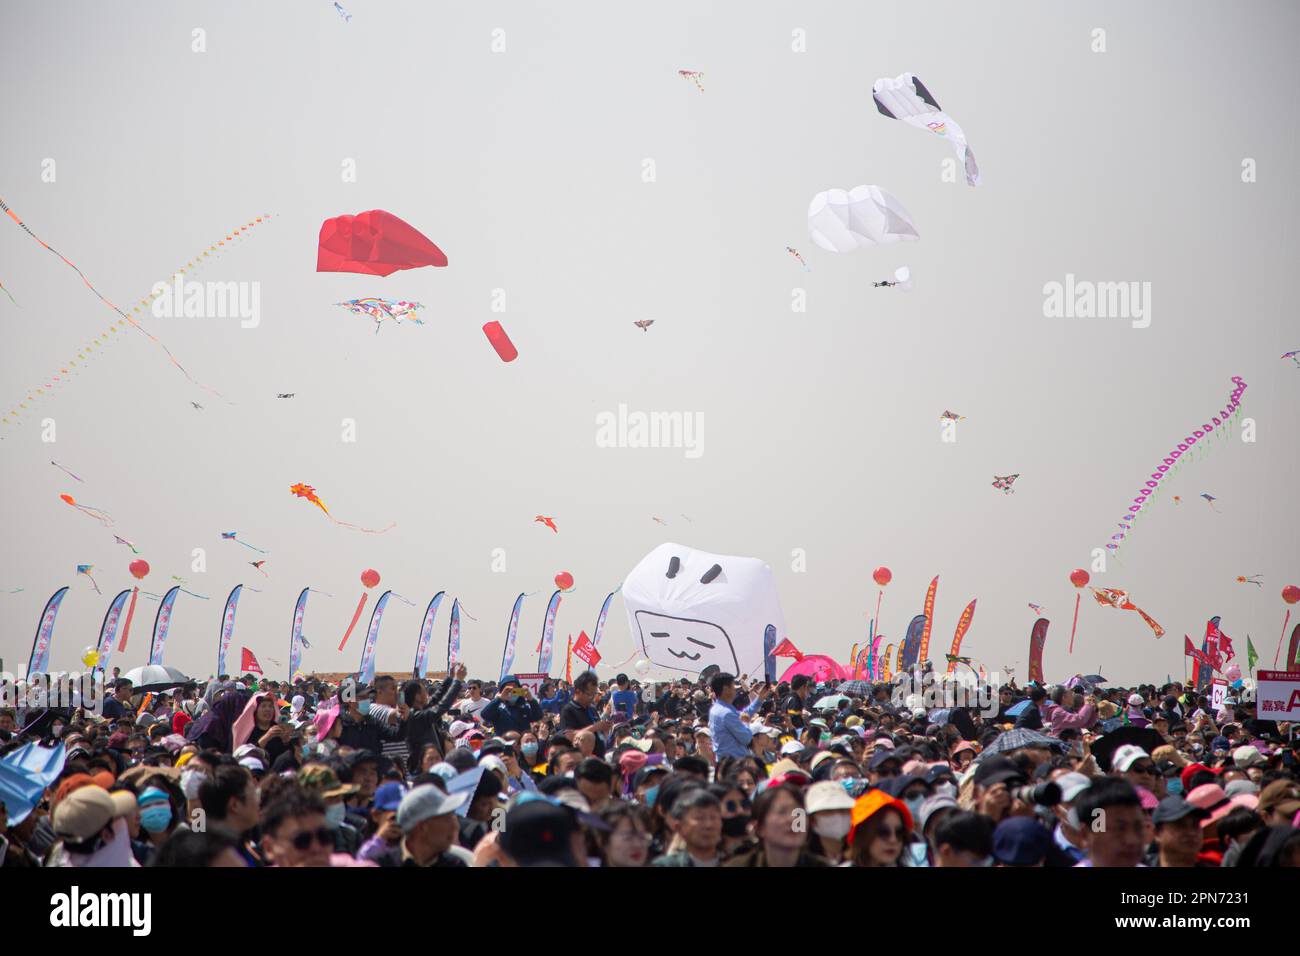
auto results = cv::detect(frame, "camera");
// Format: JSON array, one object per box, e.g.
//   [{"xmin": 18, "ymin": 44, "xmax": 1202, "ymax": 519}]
[{"xmin": 1010, "ymin": 781, "xmax": 1061, "ymax": 807}]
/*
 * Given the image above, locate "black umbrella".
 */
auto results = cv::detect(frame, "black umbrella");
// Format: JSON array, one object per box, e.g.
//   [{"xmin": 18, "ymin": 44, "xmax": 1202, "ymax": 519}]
[
  {"xmin": 839, "ymin": 680, "xmax": 872, "ymax": 698},
  {"xmin": 1091, "ymin": 724, "xmax": 1166, "ymax": 772},
  {"xmin": 980, "ymin": 727, "xmax": 1065, "ymax": 755}
]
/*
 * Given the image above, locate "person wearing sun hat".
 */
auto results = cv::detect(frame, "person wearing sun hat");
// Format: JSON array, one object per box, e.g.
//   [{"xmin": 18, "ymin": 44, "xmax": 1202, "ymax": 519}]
[
  {"xmin": 846, "ymin": 788, "xmax": 913, "ymax": 867},
  {"xmin": 299, "ymin": 764, "xmax": 361, "ymax": 856}
]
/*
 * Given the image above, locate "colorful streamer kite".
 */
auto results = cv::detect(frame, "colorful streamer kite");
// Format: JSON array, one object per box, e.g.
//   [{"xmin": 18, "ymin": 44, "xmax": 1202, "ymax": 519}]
[
  {"xmin": 992, "ymin": 474, "xmax": 1019, "ymax": 494},
  {"xmin": 334, "ymin": 2, "xmax": 352, "ymax": 21},
  {"xmin": 940, "ymin": 410, "xmax": 965, "ymax": 423},
  {"xmin": 1, "ymin": 209, "xmax": 272, "ymax": 431},
  {"xmin": 1281, "ymin": 350, "xmax": 1299, "ymax": 367},
  {"xmin": 1236, "ymin": 575, "xmax": 1263, "ymax": 587},
  {"xmin": 289, "ymin": 483, "xmax": 394, "ymax": 534},
  {"xmin": 250, "ymin": 560, "xmax": 268, "ymax": 576},
  {"xmin": 113, "ymin": 535, "xmax": 140, "ymax": 554},
  {"xmin": 1028, "ymin": 603, "xmax": 1045, "ymax": 615},
  {"xmin": 76, "ymin": 565, "xmax": 101, "ymax": 595},
  {"xmin": 335, "ymin": 298, "xmax": 425, "ymax": 333},
  {"xmin": 785, "ymin": 247, "xmax": 809, "ymax": 271},
  {"xmin": 534, "ymin": 515, "xmax": 558, "ymax": 533},
  {"xmin": 633, "ymin": 320, "xmax": 655, "ymax": 332},
  {"xmin": 1107, "ymin": 376, "xmax": 1246, "ymax": 551},
  {"xmin": 221, "ymin": 531, "xmax": 267, "ymax": 553},
  {"xmin": 1092, "ymin": 587, "xmax": 1165, "ymax": 638},
  {"xmin": 679, "ymin": 70, "xmax": 705, "ymax": 92},
  {"xmin": 59, "ymin": 494, "xmax": 112, "ymax": 526}
]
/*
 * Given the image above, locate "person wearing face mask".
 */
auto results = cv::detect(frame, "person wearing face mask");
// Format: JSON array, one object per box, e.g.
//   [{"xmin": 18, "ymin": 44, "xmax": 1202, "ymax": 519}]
[
  {"xmin": 47, "ymin": 785, "xmax": 140, "ymax": 868},
  {"xmin": 298, "ymin": 764, "xmax": 361, "ymax": 856},
  {"xmin": 518, "ymin": 732, "xmax": 544, "ymax": 777},
  {"xmin": 804, "ymin": 780, "xmax": 856, "ymax": 864},
  {"xmin": 129, "ymin": 783, "xmax": 185, "ymax": 865},
  {"xmin": 709, "ymin": 781, "xmax": 754, "ymax": 857}
]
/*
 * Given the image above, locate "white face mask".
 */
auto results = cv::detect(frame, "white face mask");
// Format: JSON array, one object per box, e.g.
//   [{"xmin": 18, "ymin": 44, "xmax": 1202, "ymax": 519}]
[
  {"xmin": 813, "ymin": 814, "xmax": 852, "ymax": 840},
  {"xmin": 934, "ymin": 782, "xmax": 958, "ymax": 799},
  {"xmin": 181, "ymin": 768, "xmax": 208, "ymax": 800},
  {"xmin": 324, "ymin": 802, "xmax": 347, "ymax": 830}
]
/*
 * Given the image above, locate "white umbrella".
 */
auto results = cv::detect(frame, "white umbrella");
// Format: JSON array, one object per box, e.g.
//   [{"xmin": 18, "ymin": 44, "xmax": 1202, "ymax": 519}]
[{"xmin": 120, "ymin": 664, "xmax": 192, "ymax": 692}]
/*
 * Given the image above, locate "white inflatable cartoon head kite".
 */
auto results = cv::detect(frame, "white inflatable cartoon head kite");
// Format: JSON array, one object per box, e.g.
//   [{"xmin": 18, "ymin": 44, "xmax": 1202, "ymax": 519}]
[{"xmin": 621, "ymin": 543, "xmax": 786, "ymax": 678}]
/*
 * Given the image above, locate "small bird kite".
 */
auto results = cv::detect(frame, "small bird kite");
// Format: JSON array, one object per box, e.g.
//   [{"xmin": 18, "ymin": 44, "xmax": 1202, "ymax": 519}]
[
  {"xmin": 334, "ymin": 2, "xmax": 352, "ymax": 21},
  {"xmin": 1236, "ymin": 574, "xmax": 1263, "ymax": 587},
  {"xmin": 633, "ymin": 320, "xmax": 655, "ymax": 332},
  {"xmin": 190, "ymin": 402, "xmax": 203, "ymax": 410},
  {"xmin": 51, "ymin": 460, "xmax": 84, "ymax": 483},
  {"xmin": 679, "ymin": 70, "xmax": 704, "ymax": 92},
  {"xmin": 113, "ymin": 534, "xmax": 139, "ymax": 553},
  {"xmin": 1028, "ymin": 603, "xmax": 1045, "ymax": 615},
  {"xmin": 940, "ymin": 410, "xmax": 965, "ymax": 423},
  {"xmin": 1200, "ymin": 493, "xmax": 1219, "ymax": 511},
  {"xmin": 652, "ymin": 517, "xmax": 668, "ymax": 526},
  {"xmin": 76, "ymin": 564, "xmax": 101, "ymax": 595},
  {"xmin": 1173, "ymin": 495, "xmax": 1182, "ymax": 505},
  {"xmin": 276, "ymin": 393, "xmax": 295, "ymax": 399},
  {"xmin": 785, "ymin": 247, "xmax": 809, "ymax": 271},
  {"xmin": 1281, "ymin": 349, "xmax": 1299, "ymax": 367},
  {"xmin": 222, "ymin": 531, "xmax": 268, "ymax": 554},
  {"xmin": 992, "ymin": 474, "xmax": 1019, "ymax": 494},
  {"xmin": 250, "ymin": 560, "xmax": 268, "ymax": 576},
  {"xmin": 290, "ymin": 483, "xmax": 394, "ymax": 534},
  {"xmin": 534, "ymin": 515, "xmax": 558, "ymax": 533}
]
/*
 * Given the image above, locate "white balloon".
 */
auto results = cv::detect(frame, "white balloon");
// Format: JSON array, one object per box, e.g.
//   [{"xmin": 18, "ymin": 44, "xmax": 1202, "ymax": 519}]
[
  {"xmin": 807, "ymin": 185, "xmax": 919, "ymax": 253},
  {"xmin": 893, "ymin": 266, "xmax": 913, "ymax": 291},
  {"xmin": 634, "ymin": 658, "xmax": 652, "ymax": 676}
]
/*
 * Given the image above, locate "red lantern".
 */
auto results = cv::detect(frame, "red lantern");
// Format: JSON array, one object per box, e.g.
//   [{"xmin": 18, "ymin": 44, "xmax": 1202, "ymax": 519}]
[
  {"xmin": 1069, "ymin": 569, "xmax": 1090, "ymax": 589},
  {"xmin": 872, "ymin": 567, "xmax": 892, "ymax": 587},
  {"xmin": 1283, "ymin": 585, "xmax": 1300, "ymax": 605},
  {"xmin": 361, "ymin": 569, "xmax": 380, "ymax": 589},
  {"xmin": 129, "ymin": 559, "xmax": 150, "ymax": 580},
  {"xmin": 1067, "ymin": 569, "xmax": 1090, "ymax": 655},
  {"xmin": 555, "ymin": 571, "xmax": 574, "ymax": 591}
]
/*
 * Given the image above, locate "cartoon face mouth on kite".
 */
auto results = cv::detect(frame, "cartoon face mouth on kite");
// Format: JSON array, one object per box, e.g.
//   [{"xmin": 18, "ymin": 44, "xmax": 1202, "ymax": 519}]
[
  {"xmin": 633, "ymin": 611, "xmax": 739, "ymax": 674},
  {"xmin": 622, "ymin": 542, "xmax": 787, "ymax": 679}
]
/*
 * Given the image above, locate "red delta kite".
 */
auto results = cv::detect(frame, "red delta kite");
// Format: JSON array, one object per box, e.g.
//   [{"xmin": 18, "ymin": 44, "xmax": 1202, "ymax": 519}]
[{"xmin": 317, "ymin": 210, "xmax": 447, "ymax": 277}]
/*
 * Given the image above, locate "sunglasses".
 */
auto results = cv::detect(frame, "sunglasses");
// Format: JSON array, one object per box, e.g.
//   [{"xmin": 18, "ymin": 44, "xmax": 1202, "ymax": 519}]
[
  {"xmin": 1131, "ymin": 764, "xmax": 1157, "ymax": 775},
  {"xmin": 722, "ymin": 798, "xmax": 751, "ymax": 814},
  {"xmin": 289, "ymin": 827, "xmax": 334, "ymax": 851},
  {"xmin": 875, "ymin": 825, "xmax": 908, "ymax": 840}
]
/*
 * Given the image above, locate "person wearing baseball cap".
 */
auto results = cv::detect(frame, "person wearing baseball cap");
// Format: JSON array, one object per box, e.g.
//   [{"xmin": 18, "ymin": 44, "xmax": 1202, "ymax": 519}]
[
  {"xmin": 1150, "ymin": 795, "xmax": 1208, "ymax": 867},
  {"xmin": 1110, "ymin": 744, "xmax": 1159, "ymax": 795},
  {"xmin": 971, "ymin": 755, "xmax": 1027, "ymax": 824},
  {"xmin": 992, "ymin": 816, "xmax": 1052, "ymax": 867},
  {"xmin": 498, "ymin": 793, "xmax": 587, "ymax": 867},
  {"xmin": 396, "ymin": 783, "xmax": 469, "ymax": 867},
  {"xmin": 1257, "ymin": 779, "xmax": 1300, "ymax": 827},
  {"xmin": 50, "ymin": 784, "xmax": 139, "ymax": 867},
  {"xmin": 357, "ymin": 781, "xmax": 407, "ymax": 866},
  {"xmin": 805, "ymin": 780, "xmax": 856, "ymax": 864}
]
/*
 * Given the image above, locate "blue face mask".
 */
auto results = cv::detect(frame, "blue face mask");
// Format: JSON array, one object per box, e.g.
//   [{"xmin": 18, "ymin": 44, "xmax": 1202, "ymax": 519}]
[
  {"xmin": 358, "ymin": 701, "xmax": 371, "ymax": 716},
  {"xmin": 521, "ymin": 742, "xmax": 538, "ymax": 761},
  {"xmin": 1167, "ymin": 779, "xmax": 1183, "ymax": 795},
  {"xmin": 642, "ymin": 784, "xmax": 660, "ymax": 807},
  {"xmin": 324, "ymin": 802, "xmax": 347, "ymax": 830},
  {"xmin": 140, "ymin": 805, "xmax": 172, "ymax": 833}
]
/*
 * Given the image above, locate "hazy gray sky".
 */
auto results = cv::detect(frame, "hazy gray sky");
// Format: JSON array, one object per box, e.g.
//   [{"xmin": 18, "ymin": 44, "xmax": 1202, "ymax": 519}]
[{"xmin": 1, "ymin": 0, "xmax": 1296, "ymax": 687}]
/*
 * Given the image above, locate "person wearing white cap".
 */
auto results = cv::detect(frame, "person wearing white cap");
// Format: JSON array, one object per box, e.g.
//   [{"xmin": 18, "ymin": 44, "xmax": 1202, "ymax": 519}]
[
  {"xmin": 748, "ymin": 724, "xmax": 779, "ymax": 765},
  {"xmin": 1232, "ymin": 744, "xmax": 1266, "ymax": 779},
  {"xmin": 1046, "ymin": 771, "xmax": 1092, "ymax": 866},
  {"xmin": 50, "ymin": 786, "xmax": 140, "ymax": 868},
  {"xmin": 396, "ymin": 784, "xmax": 470, "ymax": 867},
  {"xmin": 805, "ymin": 780, "xmax": 856, "ymax": 864},
  {"xmin": 1111, "ymin": 744, "xmax": 1158, "ymax": 794}
]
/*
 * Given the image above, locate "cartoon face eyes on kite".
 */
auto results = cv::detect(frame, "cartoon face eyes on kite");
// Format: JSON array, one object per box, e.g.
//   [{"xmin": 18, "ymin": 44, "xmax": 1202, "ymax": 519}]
[{"xmin": 634, "ymin": 611, "xmax": 739, "ymax": 674}]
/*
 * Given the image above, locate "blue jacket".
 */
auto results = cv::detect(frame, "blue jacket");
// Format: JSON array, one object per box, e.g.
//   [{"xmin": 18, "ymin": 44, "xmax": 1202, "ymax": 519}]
[{"xmin": 480, "ymin": 695, "xmax": 542, "ymax": 735}]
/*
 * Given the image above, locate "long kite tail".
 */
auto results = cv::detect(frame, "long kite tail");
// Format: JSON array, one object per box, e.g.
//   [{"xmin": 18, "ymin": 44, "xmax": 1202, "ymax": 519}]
[{"xmin": 328, "ymin": 515, "xmax": 396, "ymax": 535}]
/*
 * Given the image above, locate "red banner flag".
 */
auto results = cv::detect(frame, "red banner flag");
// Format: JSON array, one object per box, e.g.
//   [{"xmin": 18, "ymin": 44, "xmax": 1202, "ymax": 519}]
[
  {"xmin": 1184, "ymin": 635, "xmax": 1215, "ymax": 672},
  {"xmin": 240, "ymin": 647, "xmax": 263, "ymax": 675},
  {"xmin": 918, "ymin": 576, "xmax": 939, "ymax": 665},
  {"xmin": 772, "ymin": 638, "xmax": 802, "ymax": 660},
  {"xmin": 573, "ymin": 630, "xmax": 601, "ymax": 667}
]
